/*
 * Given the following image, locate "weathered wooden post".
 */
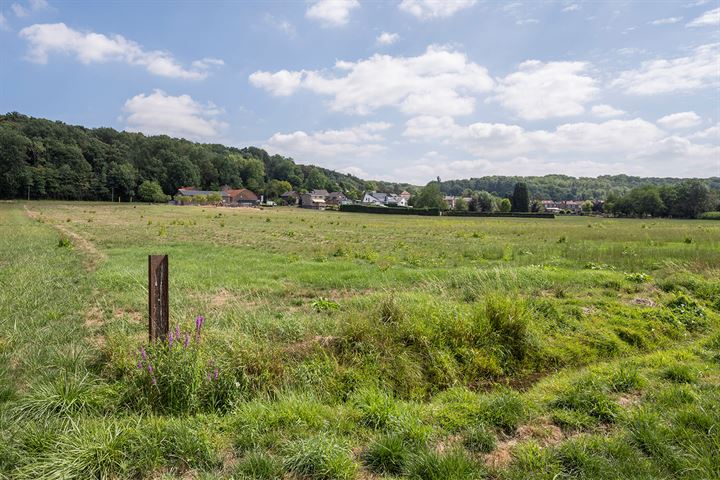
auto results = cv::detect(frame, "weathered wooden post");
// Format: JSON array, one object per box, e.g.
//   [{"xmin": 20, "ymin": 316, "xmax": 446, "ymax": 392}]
[{"xmin": 148, "ymin": 255, "xmax": 169, "ymax": 341}]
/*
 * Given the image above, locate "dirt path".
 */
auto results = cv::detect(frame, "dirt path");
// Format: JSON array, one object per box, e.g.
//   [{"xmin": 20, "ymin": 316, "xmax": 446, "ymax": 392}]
[{"xmin": 23, "ymin": 205, "xmax": 106, "ymax": 271}]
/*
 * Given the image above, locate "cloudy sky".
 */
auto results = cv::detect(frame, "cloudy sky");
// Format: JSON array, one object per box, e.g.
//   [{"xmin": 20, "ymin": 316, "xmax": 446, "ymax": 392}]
[{"xmin": 1, "ymin": 0, "xmax": 719, "ymax": 183}]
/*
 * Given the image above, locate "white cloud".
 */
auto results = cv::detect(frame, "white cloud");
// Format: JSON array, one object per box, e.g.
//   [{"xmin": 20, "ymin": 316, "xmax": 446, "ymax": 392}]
[
  {"xmin": 306, "ymin": 0, "xmax": 359, "ymax": 27},
  {"xmin": 401, "ymin": 115, "xmax": 720, "ymax": 177},
  {"xmin": 492, "ymin": 60, "xmax": 598, "ymax": 120},
  {"xmin": 687, "ymin": 123, "xmax": 719, "ymax": 141},
  {"xmin": 399, "ymin": 0, "xmax": 476, "ymax": 19},
  {"xmin": 0, "ymin": 13, "xmax": 9, "ymax": 30},
  {"xmin": 122, "ymin": 90, "xmax": 227, "ymax": 142},
  {"xmin": 191, "ymin": 57, "xmax": 225, "ymax": 70},
  {"xmin": 248, "ymin": 70, "xmax": 303, "ymax": 96},
  {"xmin": 657, "ymin": 111, "xmax": 702, "ymax": 129},
  {"xmin": 11, "ymin": 0, "xmax": 48, "ymax": 18},
  {"xmin": 612, "ymin": 43, "xmax": 720, "ymax": 95},
  {"xmin": 650, "ymin": 16, "xmax": 683, "ymax": 25},
  {"xmin": 376, "ymin": 31, "xmax": 399, "ymax": 46},
  {"xmin": 250, "ymin": 45, "xmax": 494, "ymax": 116},
  {"xmin": 516, "ymin": 18, "xmax": 540, "ymax": 25},
  {"xmin": 265, "ymin": 15, "xmax": 296, "ymax": 36},
  {"xmin": 19, "ymin": 23, "xmax": 222, "ymax": 80},
  {"xmin": 686, "ymin": 7, "xmax": 720, "ymax": 27},
  {"xmin": 562, "ymin": 4, "xmax": 580, "ymax": 12},
  {"xmin": 263, "ymin": 122, "xmax": 391, "ymax": 161},
  {"xmin": 590, "ymin": 104, "xmax": 625, "ymax": 118}
]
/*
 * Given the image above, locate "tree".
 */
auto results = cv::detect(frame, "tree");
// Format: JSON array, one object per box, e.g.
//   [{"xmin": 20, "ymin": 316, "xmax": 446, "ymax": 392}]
[
  {"xmin": 266, "ymin": 179, "xmax": 293, "ymax": 199},
  {"xmin": 511, "ymin": 182, "xmax": 529, "ymax": 212},
  {"xmin": 138, "ymin": 180, "xmax": 169, "ymax": 203},
  {"xmin": 470, "ymin": 191, "xmax": 495, "ymax": 212},
  {"xmin": 305, "ymin": 167, "xmax": 329, "ymax": 191},
  {"xmin": 108, "ymin": 162, "xmax": 137, "ymax": 201},
  {"xmin": 581, "ymin": 200, "xmax": 593, "ymax": 214},
  {"xmin": 670, "ymin": 180, "xmax": 710, "ymax": 218},
  {"xmin": 531, "ymin": 199, "xmax": 545, "ymax": 213},
  {"xmin": 499, "ymin": 198, "xmax": 512, "ymax": 213},
  {"xmin": 165, "ymin": 156, "xmax": 200, "ymax": 193},
  {"xmin": 454, "ymin": 197, "xmax": 468, "ymax": 211},
  {"xmin": 413, "ymin": 182, "xmax": 446, "ymax": 209}
]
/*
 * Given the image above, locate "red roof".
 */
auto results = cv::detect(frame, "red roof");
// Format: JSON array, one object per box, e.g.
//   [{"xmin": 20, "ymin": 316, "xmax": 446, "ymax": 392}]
[{"xmin": 225, "ymin": 188, "xmax": 258, "ymax": 201}]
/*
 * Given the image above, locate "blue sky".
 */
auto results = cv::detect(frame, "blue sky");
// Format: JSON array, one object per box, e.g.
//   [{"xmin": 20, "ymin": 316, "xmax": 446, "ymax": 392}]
[{"xmin": 1, "ymin": 0, "xmax": 718, "ymax": 183}]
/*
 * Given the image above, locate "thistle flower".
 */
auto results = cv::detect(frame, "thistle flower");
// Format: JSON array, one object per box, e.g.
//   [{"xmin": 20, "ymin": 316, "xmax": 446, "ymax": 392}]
[
  {"xmin": 195, "ymin": 315, "xmax": 205, "ymax": 331},
  {"xmin": 137, "ymin": 361, "xmax": 143, "ymax": 369}
]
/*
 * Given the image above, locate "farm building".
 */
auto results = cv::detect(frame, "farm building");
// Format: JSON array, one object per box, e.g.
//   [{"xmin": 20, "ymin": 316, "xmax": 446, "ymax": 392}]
[
  {"xmin": 223, "ymin": 188, "xmax": 260, "ymax": 206},
  {"xmin": 300, "ymin": 191, "xmax": 326, "ymax": 209}
]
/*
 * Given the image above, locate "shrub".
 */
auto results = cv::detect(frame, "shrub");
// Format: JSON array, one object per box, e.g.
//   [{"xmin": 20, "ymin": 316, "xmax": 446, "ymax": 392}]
[
  {"xmin": 283, "ymin": 435, "xmax": 357, "ymax": 480},
  {"xmin": 698, "ymin": 211, "xmax": 720, "ymax": 220},
  {"xmin": 363, "ymin": 434, "xmax": 410, "ymax": 475},
  {"xmin": 137, "ymin": 180, "xmax": 169, "ymax": 203}
]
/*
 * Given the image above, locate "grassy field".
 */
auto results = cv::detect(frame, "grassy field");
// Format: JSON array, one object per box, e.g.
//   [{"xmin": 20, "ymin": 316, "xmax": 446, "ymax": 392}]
[{"xmin": 1, "ymin": 201, "xmax": 718, "ymax": 479}]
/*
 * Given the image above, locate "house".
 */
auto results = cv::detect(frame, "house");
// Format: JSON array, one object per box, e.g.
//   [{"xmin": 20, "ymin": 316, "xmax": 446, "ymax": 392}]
[
  {"xmin": 444, "ymin": 196, "xmax": 473, "ymax": 210},
  {"xmin": 540, "ymin": 199, "xmax": 585, "ymax": 213},
  {"xmin": 300, "ymin": 191, "xmax": 326, "ymax": 209},
  {"xmin": 399, "ymin": 190, "xmax": 412, "ymax": 202},
  {"xmin": 326, "ymin": 191, "xmax": 349, "ymax": 206},
  {"xmin": 281, "ymin": 190, "xmax": 299, "ymax": 205},
  {"xmin": 309, "ymin": 189, "xmax": 330, "ymax": 198},
  {"xmin": 362, "ymin": 191, "xmax": 408, "ymax": 207},
  {"xmin": 176, "ymin": 188, "xmax": 229, "ymax": 204},
  {"xmin": 223, "ymin": 188, "xmax": 259, "ymax": 206}
]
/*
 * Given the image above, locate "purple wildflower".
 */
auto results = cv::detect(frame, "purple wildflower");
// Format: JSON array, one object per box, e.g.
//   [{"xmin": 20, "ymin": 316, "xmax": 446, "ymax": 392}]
[
  {"xmin": 151, "ymin": 377, "xmax": 157, "ymax": 385},
  {"xmin": 140, "ymin": 347, "xmax": 147, "ymax": 361},
  {"xmin": 137, "ymin": 361, "xmax": 143, "ymax": 369},
  {"xmin": 175, "ymin": 324, "xmax": 181, "ymax": 339},
  {"xmin": 183, "ymin": 333, "xmax": 190, "ymax": 348},
  {"xmin": 213, "ymin": 368, "xmax": 219, "ymax": 380},
  {"xmin": 168, "ymin": 331, "xmax": 174, "ymax": 348},
  {"xmin": 147, "ymin": 363, "xmax": 153, "ymax": 374}
]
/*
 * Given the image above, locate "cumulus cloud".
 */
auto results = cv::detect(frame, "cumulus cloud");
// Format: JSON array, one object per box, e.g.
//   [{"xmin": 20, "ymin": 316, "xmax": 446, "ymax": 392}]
[
  {"xmin": 401, "ymin": 115, "xmax": 719, "ymax": 177},
  {"xmin": 122, "ymin": 90, "xmax": 227, "ymax": 142},
  {"xmin": 250, "ymin": 45, "xmax": 494, "ymax": 116},
  {"xmin": 657, "ymin": 111, "xmax": 702, "ymax": 129},
  {"xmin": 263, "ymin": 122, "xmax": 391, "ymax": 161},
  {"xmin": 612, "ymin": 43, "xmax": 719, "ymax": 95},
  {"xmin": 306, "ymin": 0, "xmax": 359, "ymax": 27},
  {"xmin": 492, "ymin": 60, "xmax": 599, "ymax": 120},
  {"xmin": 687, "ymin": 123, "xmax": 719, "ymax": 141},
  {"xmin": 248, "ymin": 70, "xmax": 303, "ymax": 96},
  {"xmin": 398, "ymin": 0, "xmax": 476, "ymax": 19},
  {"xmin": 686, "ymin": 7, "xmax": 719, "ymax": 27},
  {"xmin": 650, "ymin": 16, "xmax": 683, "ymax": 25},
  {"xmin": 376, "ymin": 31, "xmax": 399, "ymax": 46},
  {"xmin": 19, "ymin": 23, "xmax": 222, "ymax": 80},
  {"xmin": 590, "ymin": 104, "xmax": 625, "ymax": 118}
]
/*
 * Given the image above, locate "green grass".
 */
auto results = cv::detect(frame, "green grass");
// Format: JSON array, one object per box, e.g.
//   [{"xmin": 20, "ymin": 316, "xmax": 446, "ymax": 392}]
[{"xmin": 0, "ymin": 201, "xmax": 718, "ymax": 478}]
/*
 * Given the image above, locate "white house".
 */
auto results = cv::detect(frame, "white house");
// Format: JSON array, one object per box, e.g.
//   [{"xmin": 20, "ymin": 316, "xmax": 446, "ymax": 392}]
[{"xmin": 362, "ymin": 192, "xmax": 408, "ymax": 207}]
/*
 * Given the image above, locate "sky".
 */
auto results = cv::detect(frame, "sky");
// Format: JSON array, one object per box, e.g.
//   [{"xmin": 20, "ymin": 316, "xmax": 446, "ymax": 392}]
[{"xmin": 1, "ymin": 0, "xmax": 719, "ymax": 184}]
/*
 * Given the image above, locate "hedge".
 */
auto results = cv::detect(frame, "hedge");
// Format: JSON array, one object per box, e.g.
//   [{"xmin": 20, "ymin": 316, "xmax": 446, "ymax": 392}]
[
  {"xmin": 698, "ymin": 211, "xmax": 720, "ymax": 220},
  {"xmin": 339, "ymin": 204, "xmax": 441, "ymax": 216},
  {"xmin": 444, "ymin": 211, "xmax": 555, "ymax": 218}
]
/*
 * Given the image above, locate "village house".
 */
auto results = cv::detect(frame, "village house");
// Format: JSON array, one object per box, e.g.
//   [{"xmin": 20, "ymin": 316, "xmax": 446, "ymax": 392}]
[
  {"xmin": 300, "ymin": 191, "xmax": 327, "ymax": 209},
  {"xmin": 444, "ymin": 196, "xmax": 473, "ymax": 210},
  {"xmin": 223, "ymin": 188, "xmax": 260, "ymax": 206},
  {"xmin": 541, "ymin": 199, "xmax": 584, "ymax": 213},
  {"xmin": 362, "ymin": 191, "xmax": 408, "ymax": 207},
  {"xmin": 326, "ymin": 191, "xmax": 349, "ymax": 206},
  {"xmin": 281, "ymin": 190, "xmax": 299, "ymax": 205}
]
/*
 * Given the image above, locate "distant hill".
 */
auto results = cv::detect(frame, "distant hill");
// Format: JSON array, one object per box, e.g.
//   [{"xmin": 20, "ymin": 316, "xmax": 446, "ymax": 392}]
[{"xmin": 0, "ymin": 113, "xmax": 716, "ymax": 201}]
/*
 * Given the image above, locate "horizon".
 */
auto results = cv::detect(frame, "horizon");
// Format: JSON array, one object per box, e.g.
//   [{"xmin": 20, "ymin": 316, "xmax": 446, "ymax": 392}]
[{"xmin": 1, "ymin": 1, "xmax": 719, "ymax": 183}]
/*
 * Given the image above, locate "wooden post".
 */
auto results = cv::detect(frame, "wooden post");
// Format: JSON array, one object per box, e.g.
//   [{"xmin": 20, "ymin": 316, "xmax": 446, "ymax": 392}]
[{"xmin": 148, "ymin": 255, "xmax": 169, "ymax": 341}]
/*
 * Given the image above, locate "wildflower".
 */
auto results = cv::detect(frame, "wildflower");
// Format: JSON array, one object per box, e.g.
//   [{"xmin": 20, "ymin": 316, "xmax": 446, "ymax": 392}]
[
  {"xmin": 175, "ymin": 323, "xmax": 180, "ymax": 339},
  {"xmin": 140, "ymin": 347, "xmax": 147, "ymax": 361},
  {"xmin": 195, "ymin": 315, "xmax": 205, "ymax": 342},
  {"xmin": 183, "ymin": 333, "xmax": 190, "ymax": 348},
  {"xmin": 213, "ymin": 368, "xmax": 219, "ymax": 380},
  {"xmin": 147, "ymin": 363, "xmax": 153, "ymax": 374},
  {"xmin": 168, "ymin": 331, "xmax": 174, "ymax": 348},
  {"xmin": 137, "ymin": 361, "xmax": 143, "ymax": 369},
  {"xmin": 151, "ymin": 377, "xmax": 157, "ymax": 385}
]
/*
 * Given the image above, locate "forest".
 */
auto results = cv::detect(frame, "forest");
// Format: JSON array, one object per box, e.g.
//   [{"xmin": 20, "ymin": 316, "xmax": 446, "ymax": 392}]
[{"xmin": 1, "ymin": 113, "xmax": 718, "ymax": 204}]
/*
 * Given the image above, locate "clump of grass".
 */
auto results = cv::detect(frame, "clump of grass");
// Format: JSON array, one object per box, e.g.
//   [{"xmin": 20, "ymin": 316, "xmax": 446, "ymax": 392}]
[
  {"xmin": 234, "ymin": 450, "xmax": 283, "ymax": 479},
  {"xmin": 311, "ymin": 298, "xmax": 340, "ymax": 313},
  {"xmin": 661, "ymin": 364, "xmax": 697, "ymax": 384},
  {"xmin": 57, "ymin": 237, "xmax": 72, "ymax": 248},
  {"xmin": 283, "ymin": 435, "xmax": 356, "ymax": 480},
  {"xmin": 363, "ymin": 434, "xmax": 410, "ymax": 475},
  {"xmin": 405, "ymin": 448, "xmax": 484, "ymax": 480},
  {"xmin": 483, "ymin": 295, "xmax": 535, "ymax": 364},
  {"xmin": 351, "ymin": 387, "xmax": 399, "ymax": 430},
  {"xmin": 550, "ymin": 378, "xmax": 620, "ymax": 424},
  {"xmin": 606, "ymin": 365, "xmax": 645, "ymax": 392},
  {"xmin": 463, "ymin": 424, "xmax": 496, "ymax": 453}
]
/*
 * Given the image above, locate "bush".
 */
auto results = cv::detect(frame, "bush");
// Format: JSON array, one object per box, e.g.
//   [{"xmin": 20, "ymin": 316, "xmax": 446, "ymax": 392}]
[
  {"xmin": 698, "ymin": 211, "xmax": 720, "ymax": 220},
  {"xmin": 137, "ymin": 181, "xmax": 169, "ymax": 203}
]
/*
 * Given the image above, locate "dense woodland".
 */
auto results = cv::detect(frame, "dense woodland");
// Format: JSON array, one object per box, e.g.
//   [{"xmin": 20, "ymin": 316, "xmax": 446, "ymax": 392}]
[{"xmin": 1, "ymin": 113, "xmax": 718, "ymax": 208}]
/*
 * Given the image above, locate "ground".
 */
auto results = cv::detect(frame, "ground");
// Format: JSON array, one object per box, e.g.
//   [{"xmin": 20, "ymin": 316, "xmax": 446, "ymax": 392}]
[{"xmin": 0, "ymin": 201, "xmax": 718, "ymax": 479}]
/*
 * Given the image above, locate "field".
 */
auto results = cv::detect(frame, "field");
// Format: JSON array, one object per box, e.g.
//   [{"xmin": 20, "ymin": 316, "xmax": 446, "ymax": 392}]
[{"xmin": 1, "ymin": 201, "xmax": 719, "ymax": 479}]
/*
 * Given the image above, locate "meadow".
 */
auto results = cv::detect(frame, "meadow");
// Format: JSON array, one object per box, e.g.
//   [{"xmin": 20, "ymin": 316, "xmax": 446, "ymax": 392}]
[{"xmin": 0, "ymin": 201, "xmax": 718, "ymax": 479}]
